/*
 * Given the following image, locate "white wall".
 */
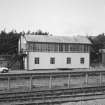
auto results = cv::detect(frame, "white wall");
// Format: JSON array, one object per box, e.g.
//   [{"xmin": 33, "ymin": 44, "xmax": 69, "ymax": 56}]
[
  {"xmin": 27, "ymin": 52, "xmax": 90, "ymax": 70},
  {"xmin": 18, "ymin": 35, "xmax": 27, "ymax": 53},
  {"xmin": 24, "ymin": 57, "xmax": 27, "ymax": 70}
]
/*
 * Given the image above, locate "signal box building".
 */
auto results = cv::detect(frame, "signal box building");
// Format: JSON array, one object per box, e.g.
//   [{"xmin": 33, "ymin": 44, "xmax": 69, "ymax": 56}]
[
  {"xmin": 18, "ymin": 35, "xmax": 91, "ymax": 70},
  {"xmin": 100, "ymin": 49, "xmax": 105, "ymax": 66}
]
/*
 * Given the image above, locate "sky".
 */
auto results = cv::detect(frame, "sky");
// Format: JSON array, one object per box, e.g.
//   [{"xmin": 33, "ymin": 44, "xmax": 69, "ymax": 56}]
[{"xmin": 0, "ymin": 0, "xmax": 105, "ymax": 36}]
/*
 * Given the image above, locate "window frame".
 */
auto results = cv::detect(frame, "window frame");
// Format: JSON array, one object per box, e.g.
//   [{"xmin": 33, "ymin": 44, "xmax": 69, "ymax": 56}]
[
  {"xmin": 80, "ymin": 57, "xmax": 85, "ymax": 64},
  {"xmin": 34, "ymin": 57, "xmax": 39, "ymax": 64},
  {"xmin": 67, "ymin": 57, "xmax": 71, "ymax": 64},
  {"xmin": 50, "ymin": 57, "xmax": 55, "ymax": 64}
]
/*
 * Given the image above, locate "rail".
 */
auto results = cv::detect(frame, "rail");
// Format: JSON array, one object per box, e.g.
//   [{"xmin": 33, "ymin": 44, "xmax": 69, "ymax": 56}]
[
  {"xmin": 0, "ymin": 70, "xmax": 105, "ymax": 104},
  {"xmin": 0, "ymin": 86, "xmax": 105, "ymax": 105}
]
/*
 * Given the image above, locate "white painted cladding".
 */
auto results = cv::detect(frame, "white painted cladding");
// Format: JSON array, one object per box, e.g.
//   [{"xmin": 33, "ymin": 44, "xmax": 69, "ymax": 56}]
[{"xmin": 27, "ymin": 52, "xmax": 89, "ymax": 70}]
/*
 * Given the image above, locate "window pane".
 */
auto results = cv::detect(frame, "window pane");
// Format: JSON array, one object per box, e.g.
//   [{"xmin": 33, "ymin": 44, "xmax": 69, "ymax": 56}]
[
  {"xmin": 35, "ymin": 57, "xmax": 39, "ymax": 64},
  {"xmin": 80, "ymin": 58, "xmax": 84, "ymax": 64},
  {"xmin": 59, "ymin": 44, "xmax": 63, "ymax": 52},
  {"xmin": 65, "ymin": 44, "xmax": 69, "ymax": 52},
  {"xmin": 67, "ymin": 57, "xmax": 71, "ymax": 64},
  {"xmin": 50, "ymin": 57, "xmax": 55, "ymax": 64},
  {"xmin": 54, "ymin": 44, "xmax": 59, "ymax": 52},
  {"xmin": 28, "ymin": 42, "xmax": 89, "ymax": 53}
]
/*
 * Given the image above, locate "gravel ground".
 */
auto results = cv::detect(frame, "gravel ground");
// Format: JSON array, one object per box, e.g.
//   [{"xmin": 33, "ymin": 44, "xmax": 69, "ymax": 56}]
[{"xmin": 61, "ymin": 99, "xmax": 105, "ymax": 105}]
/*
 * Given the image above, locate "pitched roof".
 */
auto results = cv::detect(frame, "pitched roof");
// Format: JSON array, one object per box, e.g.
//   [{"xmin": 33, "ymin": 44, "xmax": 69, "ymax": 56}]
[{"xmin": 24, "ymin": 35, "xmax": 91, "ymax": 44}]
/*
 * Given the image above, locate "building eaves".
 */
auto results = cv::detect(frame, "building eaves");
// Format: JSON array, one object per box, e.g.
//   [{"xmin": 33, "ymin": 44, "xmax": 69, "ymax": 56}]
[{"xmin": 24, "ymin": 35, "xmax": 91, "ymax": 44}]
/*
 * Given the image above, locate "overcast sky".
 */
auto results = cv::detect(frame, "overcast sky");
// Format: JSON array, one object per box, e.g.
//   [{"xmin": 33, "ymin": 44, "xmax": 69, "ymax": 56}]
[{"xmin": 0, "ymin": 0, "xmax": 105, "ymax": 36}]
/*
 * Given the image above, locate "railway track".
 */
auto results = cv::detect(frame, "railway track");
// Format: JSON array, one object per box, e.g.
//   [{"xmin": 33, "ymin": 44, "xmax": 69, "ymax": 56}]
[{"xmin": 0, "ymin": 86, "xmax": 105, "ymax": 105}]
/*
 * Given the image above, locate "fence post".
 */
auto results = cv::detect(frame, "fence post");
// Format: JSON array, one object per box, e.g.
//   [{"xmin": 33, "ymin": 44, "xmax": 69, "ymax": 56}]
[
  {"xmin": 68, "ymin": 73, "xmax": 71, "ymax": 88},
  {"xmin": 85, "ymin": 72, "xmax": 88, "ymax": 86},
  {"xmin": 99, "ymin": 72, "xmax": 102, "ymax": 86},
  {"xmin": 49, "ymin": 75, "xmax": 52, "ymax": 89},
  {"xmin": 29, "ymin": 75, "xmax": 33, "ymax": 90},
  {"xmin": 8, "ymin": 77, "xmax": 10, "ymax": 90}
]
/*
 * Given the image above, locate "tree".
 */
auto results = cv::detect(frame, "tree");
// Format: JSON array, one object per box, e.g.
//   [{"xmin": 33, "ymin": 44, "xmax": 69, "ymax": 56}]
[
  {"xmin": 35, "ymin": 29, "xmax": 49, "ymax": 35},
  {"xmin": 88, "ymin": 33, "xmax": 105, "ymax": 64},
  {"xmin": 0, "ymin": 29, "xmax": 50, "ymax": 54},
  {"xmin": 0, "ymin": 29, "xmax": 21, "ymax": 54}
]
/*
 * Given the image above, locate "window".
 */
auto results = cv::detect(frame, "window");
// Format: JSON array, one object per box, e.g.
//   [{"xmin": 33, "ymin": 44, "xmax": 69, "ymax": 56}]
[
  {"xmin": 28, "ymin": 42, "xmax": 90, "ymax": 53},
  {"xmin": 70, "ymin": 44, "xmax": 74, "ymax": 51},
  {"xmin": 59, "ymin": 44, "xmax": 63, "ymax": 52},
  {"xmin": 54, "ymin": 44, "xmax": 59, "ymax": 52},
  {"xmin": 35, "ymin": 57, "xmax": 39, "ymax": 64},
  {"xmin": 50, "ymin": 57, "xmax": 55, "ymax": 64},
  {"xmin": 67, "ymin": 57, "xmax": 71, "ymax": 64},
  {"xmin": 65, "ymin": 44, "xmax": 69, "ymax": 52},
  {"xmin": 80, "ymin": 58, "xmax": 84, "ymax": 64}
]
